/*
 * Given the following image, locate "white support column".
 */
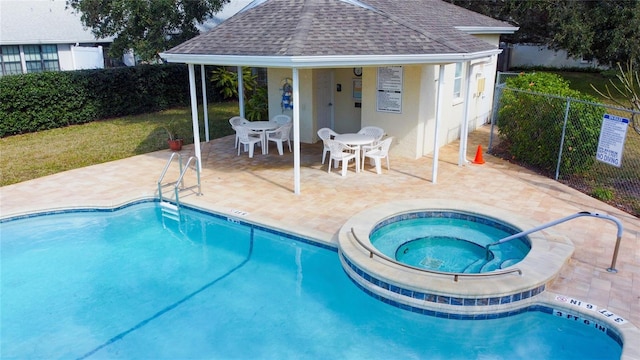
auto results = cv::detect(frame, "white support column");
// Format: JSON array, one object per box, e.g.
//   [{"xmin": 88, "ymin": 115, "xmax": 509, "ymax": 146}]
[
  {"xmin": 459, "ymin": 60, "xmax": 472, "ymax": 166},
  {"xmin": 188, "ymin": 64, "xmax": 202, "ymax": 172},
  {"xmin": 432, "ymin": 64, "xmax": 446, "ymax": 184},
  {"xmin": 201, "ymin": 64, "xmax": 210, "ymax": 142},
  {"xmin": 292, "ymin": 68, "xmax": 301, "ymax": 195},
  {"xmin": 237, "ymin": 66, "xmax": 245, "ymax": 118}
]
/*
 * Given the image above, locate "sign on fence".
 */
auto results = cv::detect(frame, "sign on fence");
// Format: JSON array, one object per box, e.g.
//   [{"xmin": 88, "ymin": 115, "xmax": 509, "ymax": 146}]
[{"xmin": 596, "ymin": 114, "xmax": 629, "ymax": 167}]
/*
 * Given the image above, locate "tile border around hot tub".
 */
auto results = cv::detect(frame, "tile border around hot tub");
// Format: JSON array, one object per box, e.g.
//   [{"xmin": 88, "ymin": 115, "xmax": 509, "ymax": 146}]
[
  {"xmin": 342, "ymin": 260, "xmax": 623, "ymax": 348},
  {"xmin": 341, "ymin": 252, "xmax": 544, "ymax": 308}
]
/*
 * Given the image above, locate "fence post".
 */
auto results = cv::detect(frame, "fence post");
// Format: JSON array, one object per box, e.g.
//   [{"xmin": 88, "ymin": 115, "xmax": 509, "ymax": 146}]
[
  {"xmin": 488, "ymin": 84, "xmax": 504, "ymax": 151},
  {"xmin": 555, "ymin": 98, "xmax": 572, "ymax": 180}
]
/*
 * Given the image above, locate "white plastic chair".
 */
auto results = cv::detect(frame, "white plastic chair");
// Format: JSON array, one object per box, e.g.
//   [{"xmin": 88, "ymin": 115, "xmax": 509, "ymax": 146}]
[
  {"xmin": 266, "ymin": 123, "xmax": 292, "ymax": 155},
  {"xmin": 272, "ymin": 114, "xmax": 292, "ymax": 125},
  {"xmin": 358, "ymin": 126, "xmax": 385, "ymax": 143},
  {"xmin": 317, "ymin": 127, "xmax": 339, "ymax": 164},
  {"xmin": 235, "ymin": 125, "xmax": 262, "ymax": 158},
  {"xmin": 362, "ymin": 137, "xmax": 393, "ymax": 174},
  {"xmin": 229, "ymin": 116, "xmax": 249, "ymax": 148},
  {"xmin": 359, "ymin": 126, "xmax": 385, "ymax": 163},
  {"xmin": 272, "ymin": 115, "xmax": 292, "ymax": 141},
  {"xmin": 326, "ymin": 139, "xmax": 357, "ymax": 177}
]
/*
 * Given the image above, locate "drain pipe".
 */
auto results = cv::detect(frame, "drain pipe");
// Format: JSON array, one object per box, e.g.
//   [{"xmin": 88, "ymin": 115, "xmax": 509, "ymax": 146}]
[{"xmin": 486, "ymin": 211, "xmax": 624, "ymax": 273}]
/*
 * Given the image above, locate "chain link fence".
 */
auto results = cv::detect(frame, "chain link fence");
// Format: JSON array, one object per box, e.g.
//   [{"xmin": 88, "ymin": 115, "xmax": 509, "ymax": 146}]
[{"xmin": 489, "ymin": 73, "xmax": 640, "ymax": 217}]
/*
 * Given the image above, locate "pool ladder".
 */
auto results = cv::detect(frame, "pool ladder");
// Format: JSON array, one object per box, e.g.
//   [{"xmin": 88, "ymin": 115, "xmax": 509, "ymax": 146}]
[{"xmin": 157, "ymin": 153, "xmax": 202, "ymax": 219}]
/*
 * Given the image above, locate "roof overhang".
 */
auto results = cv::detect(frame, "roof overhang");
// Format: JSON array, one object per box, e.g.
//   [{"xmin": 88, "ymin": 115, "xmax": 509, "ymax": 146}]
[{"xmin": 159, "ymin": 49, "xmax": 502, "ymax": 68}]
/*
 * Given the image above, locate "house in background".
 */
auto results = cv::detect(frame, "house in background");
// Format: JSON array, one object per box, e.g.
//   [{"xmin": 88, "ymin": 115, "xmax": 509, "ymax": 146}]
[
  {"xmin": 161, "ymin": 0, "xmax": 517, "ymax": 193},
  {"xmin": 0, "ymin": 0, "xmax": 256, "ymax": 76},
  {"xmin": 0, "ymin": 0, "xmax": 116, "ymax": 75},
  {"xmin": 504, "ymin": 43, "xmax": 605, "ymax": 70}
]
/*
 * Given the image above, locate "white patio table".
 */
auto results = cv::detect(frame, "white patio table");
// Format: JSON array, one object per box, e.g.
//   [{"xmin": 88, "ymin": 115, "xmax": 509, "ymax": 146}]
[
  {"xmin": 334, "ymin": 133, "xmax": 375, "ymax": 173},
  {"xmin": 245, "ymin": 121, "xmax": 279, "ymax": 154}
]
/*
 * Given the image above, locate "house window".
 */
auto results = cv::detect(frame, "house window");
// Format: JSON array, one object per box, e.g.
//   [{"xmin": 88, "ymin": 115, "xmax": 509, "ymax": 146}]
[
  {"xmin": 24, "ymin": 45, "xmax": 60, "ymax": 73},
  {"xmin": 1, "ymin": 45, "xmax": 22, "ymax": 76},
  {"xmin": 453, "ymin": 62, "xmax": 463, "ymax": 99}
]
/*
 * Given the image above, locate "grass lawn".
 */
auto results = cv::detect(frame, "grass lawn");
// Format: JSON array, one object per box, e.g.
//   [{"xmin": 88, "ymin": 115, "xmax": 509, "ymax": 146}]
[{"xmin": 0, "ymin": 102, "xmax": 239, "ymax": 186}]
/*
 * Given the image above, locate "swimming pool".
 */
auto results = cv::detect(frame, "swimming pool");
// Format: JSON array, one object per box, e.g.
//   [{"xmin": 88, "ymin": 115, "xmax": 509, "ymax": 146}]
[{"xmin": 1, "ymin": 202, "xmax": 623, "ymax": 359}]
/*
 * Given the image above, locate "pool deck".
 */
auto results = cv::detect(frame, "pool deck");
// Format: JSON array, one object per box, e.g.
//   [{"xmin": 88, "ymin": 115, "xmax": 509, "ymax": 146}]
[{"xmin": 2, "ymin": 125, "xmax": 639, "ymax": 355}]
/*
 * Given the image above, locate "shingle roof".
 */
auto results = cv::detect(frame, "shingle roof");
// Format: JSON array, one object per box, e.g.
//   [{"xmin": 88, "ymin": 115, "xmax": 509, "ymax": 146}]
[{"xmin": 162, "ymin": 0, "xmax": 517, "ymax": 66}]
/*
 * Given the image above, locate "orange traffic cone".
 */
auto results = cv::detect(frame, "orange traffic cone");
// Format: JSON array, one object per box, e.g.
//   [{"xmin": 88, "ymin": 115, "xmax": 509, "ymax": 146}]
[{"xmin": 472, "ymin": 145, "xmax": 485, "ymax": 164}]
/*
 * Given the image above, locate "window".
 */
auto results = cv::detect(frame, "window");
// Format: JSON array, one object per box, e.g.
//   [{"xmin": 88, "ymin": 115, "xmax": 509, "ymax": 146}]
[
  {"xmin": 24, "ymin": 45, "xmax": 60, "ymax": 73},
  {"xmin": 453, "ymin": 62, "xmax": 463, "ymax": 99},
  {"xmin": 1, "ymin": 46, "xmax": 22, "ymax": 76}
]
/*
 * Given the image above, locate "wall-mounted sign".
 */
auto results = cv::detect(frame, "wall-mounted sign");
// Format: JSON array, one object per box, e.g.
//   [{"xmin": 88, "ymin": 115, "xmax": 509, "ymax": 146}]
[
  {"xmin": 596, "ymin": 114, "xmax": 629, "ymax": 167},
  {"xmin": 376, "ymin": 66, "xmax": 402, "ymax": 113},
  {"xmin": 353, "ymin": 78, "xmax": 362, "ymax": 100}
]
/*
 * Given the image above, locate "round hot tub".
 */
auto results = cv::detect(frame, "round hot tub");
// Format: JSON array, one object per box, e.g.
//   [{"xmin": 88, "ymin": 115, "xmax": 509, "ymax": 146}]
[
  {"xmin": 338, "ymin": 199, "xmax": 575, "ymax": 315},
  {"xmin": 369, "ymin": 211, "xmax": 531, "ymax": 273}
]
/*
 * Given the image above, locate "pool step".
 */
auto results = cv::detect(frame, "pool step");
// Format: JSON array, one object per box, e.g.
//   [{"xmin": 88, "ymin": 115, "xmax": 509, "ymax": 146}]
[
  {"xmin": 500, "ymin": 258, "xmax": 520, "ymax": 269},
  {"xmin": 463, "ymin": 258, "xmax": 487, "ymax": 273},
  {"xmin": 160, "ymin": 201, "xmax": 180, "ymax": 221},
  {"xmin": 480, "ymin": 258, "xmax": 502, "ymax": 273}
]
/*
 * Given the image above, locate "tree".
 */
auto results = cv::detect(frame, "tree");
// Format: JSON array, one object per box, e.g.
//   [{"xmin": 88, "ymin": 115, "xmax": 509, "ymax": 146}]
[
  {"xmin": 446, "ymin": 0, "xmax": 640, "ymax": 66},
  {"xmin": 592, "ymin": 61, "xmax": 640, "ymax": 135},
  {"xmin": 66, "ymin": 0, "xmax": 230, "ymax": 62},
  {"xmin": 447, "ymin": 0, "xmax": 554, "ymax": 44},
  {"xmin": 550, "ymin": 1, "xmax": 640, "ymax": 67}
]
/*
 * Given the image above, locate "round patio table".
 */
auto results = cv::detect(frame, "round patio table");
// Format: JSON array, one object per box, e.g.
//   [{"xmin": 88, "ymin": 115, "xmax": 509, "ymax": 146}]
[
  {"xmin": 334, "ymin": 133, "xmax": 375, "ymax": 173},
  {"xmin": 244, "ymin": 121, "xmax": 278, "ymax": 154}
]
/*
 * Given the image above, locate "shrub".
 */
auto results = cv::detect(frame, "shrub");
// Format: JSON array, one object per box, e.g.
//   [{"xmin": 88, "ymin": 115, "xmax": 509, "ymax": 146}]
[
  {"xmin": 591, "ymin": 187, "xmax": 614, "ymax": 201},
  {"xmin": 0, "ymin": 64, "xmax": 217, "ymax": 137},
  {"xmin": 210, "ymin": 67, "xmax": 258, "ymax": 101},
  {"xmin": 497, "ymin": 72, "xmax": 604, "ymax": 174},
  {"xmin": 245, "ymin": 86, "xmax": 269, "ymax": 120}
]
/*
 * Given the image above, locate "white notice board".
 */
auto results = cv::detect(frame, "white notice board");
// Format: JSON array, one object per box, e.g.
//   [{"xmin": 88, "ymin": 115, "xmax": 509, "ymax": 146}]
[
  {"xmin": 596, "ymin": 114, "xmax": 629, "ymax": 167},
  {"xmin": 376, "ymin": 66, "xmax": 403, "ymax": 113}
]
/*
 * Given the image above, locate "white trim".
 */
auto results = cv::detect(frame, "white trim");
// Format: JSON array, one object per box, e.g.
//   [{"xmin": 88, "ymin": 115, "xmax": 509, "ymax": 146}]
[
  {"xmin": 159, "ymin": 50, "xmax": 502, "ymax": 68},
  {"xmin": 188, "ymin": 64, "xmax": 203, "ymax": 173},
  {"xmin": 456, "ymin": 26, "xmax": 519, "ymax": 34},
  {"xmin": 201, "ymin": 64, "xmax": 210, "ymax": 142},
  {"xmin": 292, "ymin": 68, "xmax": 301, "ymax": 195},
  {"xmin": 237, "ymin": 66, "xmax": 245, "ymax": 118},
  {"xmin": 432, "ymin": 65, "xmax": 446, "ymax": 184}
]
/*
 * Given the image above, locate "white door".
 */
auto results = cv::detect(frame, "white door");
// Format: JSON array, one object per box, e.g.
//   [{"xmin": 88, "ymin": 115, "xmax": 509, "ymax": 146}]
[{"xmin": 315, "ymin": 69, "xmax": 334, "ymax": 131}]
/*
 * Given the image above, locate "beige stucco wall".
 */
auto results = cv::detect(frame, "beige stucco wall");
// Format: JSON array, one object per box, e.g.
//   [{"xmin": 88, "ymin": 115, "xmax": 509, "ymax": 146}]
[
  {"xmin": 262, "ymin": 34, "xmax": 501, "ymax": 158},
  {"xmin": 360, "ymin": 64, "xmax": 440, "ymax": 159},
  {"xmin": 267, "ymin": 68, "xmax": 315, "ymax": 143}
]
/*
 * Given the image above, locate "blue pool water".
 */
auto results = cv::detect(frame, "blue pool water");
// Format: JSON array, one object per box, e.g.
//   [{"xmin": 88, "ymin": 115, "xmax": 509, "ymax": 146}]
[
  {"xmin": 1, "ymin": 202, "xmax": 622, "ymax": 359},
  {"xmin": 370, "ymin": 214, "xmax": 531, "ymax": 273}
]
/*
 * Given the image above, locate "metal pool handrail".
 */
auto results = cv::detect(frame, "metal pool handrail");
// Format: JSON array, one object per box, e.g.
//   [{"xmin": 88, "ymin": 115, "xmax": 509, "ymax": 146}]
[
  {"xmin": 486, "ymin": 211, "xmax": 624, "ymax": 273},
  {"xmin": 349, "ymin": 228, "xmax": 522, "ymax": 282},
  {"xmin": 174, "ymin": 156, "xmax": 202, "ymax": 208}
]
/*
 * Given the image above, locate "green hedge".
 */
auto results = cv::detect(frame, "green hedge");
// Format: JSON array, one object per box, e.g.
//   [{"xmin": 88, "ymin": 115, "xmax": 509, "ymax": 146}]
[
  {"xmin": 0, "ymin": 64, "xmax": 221, "ymax": 137},
  {"xmin": 497, "ymin": 72, "xmax": 604, "ymax": 174}
]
